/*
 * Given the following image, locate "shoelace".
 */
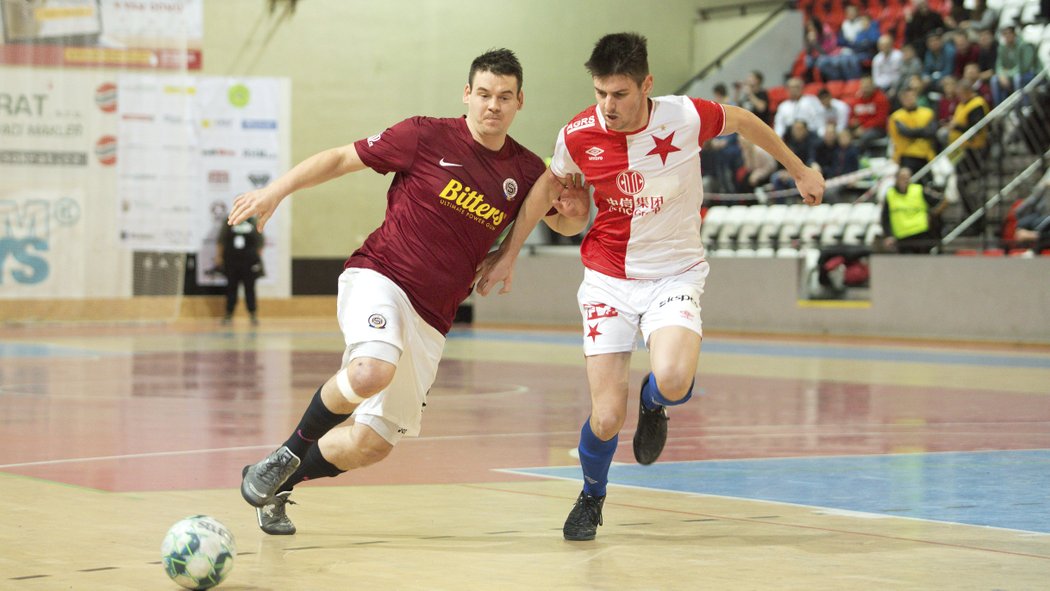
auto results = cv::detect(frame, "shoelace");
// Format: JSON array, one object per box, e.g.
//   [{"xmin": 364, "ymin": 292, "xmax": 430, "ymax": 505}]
[
  {"xmin": 257, "ymin": 452, "xmax": 292, "ymax": 488},
  {"xmin": 574, "ymin": 497, "xmax": 604, "ymax": 526},
  {"xmin": 263, "ymin": 496, "xmax": 296, "ymax": 518}
]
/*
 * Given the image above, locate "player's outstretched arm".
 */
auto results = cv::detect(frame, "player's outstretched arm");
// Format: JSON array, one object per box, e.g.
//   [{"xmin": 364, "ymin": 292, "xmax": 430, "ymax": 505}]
[
  {"xmin": 722, "ymin": 105, "xmax": 825, "ymax": 205},
  {"xmin": 228, "ymin": 144, "xmax": 368, "ymax": 231},
  {"xmin": 475, "ymin": 168, "xmax": 565, "ymax": 296}
]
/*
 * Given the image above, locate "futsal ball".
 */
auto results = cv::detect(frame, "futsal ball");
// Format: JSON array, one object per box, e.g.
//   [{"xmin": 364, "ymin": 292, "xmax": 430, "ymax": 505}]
[{"xmin": 161, "ymin": 515, "xmax": 236, "ymax": 590}]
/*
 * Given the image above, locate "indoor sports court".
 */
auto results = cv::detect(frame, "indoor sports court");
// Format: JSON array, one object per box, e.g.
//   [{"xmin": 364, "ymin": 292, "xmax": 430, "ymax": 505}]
[
  {"xmin": 3, "ymin": 0, "xmax": 1050, "ymax": 590},
  {"xmin": 2, "ymin": 320, "xmax": 1049, "ymax": 589}
]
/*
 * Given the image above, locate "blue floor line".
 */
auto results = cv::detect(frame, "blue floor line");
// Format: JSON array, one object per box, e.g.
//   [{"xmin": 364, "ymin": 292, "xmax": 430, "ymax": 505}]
[{"xmin": 508, "ymin": 449, "xmax": 1050, "ymax": 534}]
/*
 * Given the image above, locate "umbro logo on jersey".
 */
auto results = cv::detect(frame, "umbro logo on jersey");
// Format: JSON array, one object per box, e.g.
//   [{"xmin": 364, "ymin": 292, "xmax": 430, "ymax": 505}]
[
  {"xmin": 439, "ymin": 158, "xmax": 463, "ymax": 167},
  {"xmin": 585, "ymin": 146, "xmax": 604, "ymax": 160}
]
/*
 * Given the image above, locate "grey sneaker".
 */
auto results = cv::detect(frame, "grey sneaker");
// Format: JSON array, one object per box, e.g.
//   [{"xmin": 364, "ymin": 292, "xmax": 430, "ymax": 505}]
[
  {"xmin": 241, "ymin": 446, "xmax": 301, "ymax": 507},
  {"xmin": 256, "ymin": 491, "xmax": 296, "ymax": 535}
]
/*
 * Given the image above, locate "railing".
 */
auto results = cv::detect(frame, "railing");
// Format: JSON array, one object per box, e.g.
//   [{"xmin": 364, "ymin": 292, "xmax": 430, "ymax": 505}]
[
  {"xmin": 676, "ymin": 1, "xmax": 793, "ymax": 95},
  {"xmin": 910, "ymin": 68, "xmax": 1050, "ymax": 252}
]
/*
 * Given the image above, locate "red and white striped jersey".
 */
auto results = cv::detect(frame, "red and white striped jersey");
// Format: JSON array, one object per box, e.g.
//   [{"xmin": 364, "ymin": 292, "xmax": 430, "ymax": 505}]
[{"xmin": 551, "ymin": 95, "xmax": 725, "ymax": 279}]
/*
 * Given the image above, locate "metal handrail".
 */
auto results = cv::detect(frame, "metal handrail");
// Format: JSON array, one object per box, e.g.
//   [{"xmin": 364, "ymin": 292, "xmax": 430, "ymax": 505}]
[{"xmin": 676, "ymin": 2, "xmax": 793, "ymax": 95}]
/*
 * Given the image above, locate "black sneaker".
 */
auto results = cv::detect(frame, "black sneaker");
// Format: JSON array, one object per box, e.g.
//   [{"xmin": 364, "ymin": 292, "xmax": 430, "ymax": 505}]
[
  {"xmin": 563, "ymin": 491, "xmax": 605, "ymax": 541},
  {"xmin": 256, "ymin": 491, "xmax": 296, "ymax": 535},
  {"xmin": 240, "ymin": 446, "xmax": 301, "ymax": 507},
  {"xmin": 633, "ymin": 376, "xmax": 669, "ymax": 465}
]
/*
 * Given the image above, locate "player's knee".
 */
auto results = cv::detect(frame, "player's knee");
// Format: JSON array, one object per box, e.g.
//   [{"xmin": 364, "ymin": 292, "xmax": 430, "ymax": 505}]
[
  {"xmin": 651, "ymin": 372, "xmax": 693, "ymax": 402},
  {"xmin": 347, "ymin": 359, "xmax": 395, "ymax": 397},
  {"xmin": 590, "ymin": 409, "xmax": 625, "ymax": 440},
  {"xmin": 351, "ymin": 431, "xmax": 393, "ymax": 467}
]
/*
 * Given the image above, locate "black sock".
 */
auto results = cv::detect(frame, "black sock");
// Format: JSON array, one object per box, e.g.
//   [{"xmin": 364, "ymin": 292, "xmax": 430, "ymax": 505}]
[
  {"xmin": 279, "ymin": 444, "xmax": 345, "ymax": 492},
  {"xmin": 282, "ymin": 386, "xmax": 352, "ymax": 458}
]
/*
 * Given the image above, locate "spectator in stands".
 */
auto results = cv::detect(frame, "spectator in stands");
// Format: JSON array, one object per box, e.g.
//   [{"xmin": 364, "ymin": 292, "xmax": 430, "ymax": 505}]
[
  {"xmin": 951, "ymin": 31, "xmax": 980, "ymax": 78},
  {"xmin": 935, "ymin": 74, "xmax": 959, "ymax": 126},
  {"xmin": 815, "ymin": 87, "xmax": 850, "ymax": 135},
  {"xmin": 959, "ymin": 0, "xmax": 1000, "ymax": 33},
  {"xmin": 905, "ymin": 0, "xmax": 947, "ymax": 58},
  {"xmin": 1013, "ymin": 179, "xmax": 1050, "ymax": 251},
  {"xmin": 823, "ymin": 11, "xmax": 880, "ymax": 81},
  {"xmin": 906, "ymin": 74, "xmax": 934, "ymax": 108},
  {"xmin": 888, "ymin": 88, "xmax": 938, "ymax": 171},
  {"xmin": 976, "ymin": 28, "xmax": 998, "ymax": 83},
  {"xmin": 735, "ymin": 136, "xmax": 778, "ymax": 192},
  {"xmin": 773, "ymin": 77, "xmax": 823, "ymax": 137},
  {"xmin": 774, "ymin": 120, "xmax": 820, "ymax": 190},
  {"xmin": 922, "ymin": 32, "xmax": 956, "ymax": 91},
  {"xmin": 802, "ymin": 17, "xmax": 842, "ymax": 83},
  {"xmin": 894, "ymin": 45, "xmax": 928, "ymax": 101},
  {"xmin": 701, "ymin": 83, "xmax": 740, "ymax": 194},
  {"xmin": 849, "ymin": 75, "xmax": 891, "ymax": 153},
  {"xmin": 991, "ymin": 26, "xmax": 1041, "ymax": 105},
  {"xmin": 881, "ymin": 167, "xmax": 947, "ymax": 253},
  {"xmin": 733, "ymin": 70, "xmax": 771, "ymax": 125},
  {"xmin": 961, "ymin": 63, "xmax": 993, "ymax": 104},
  {"xmin": 872, "ymin": 35, "xmax": 904, "ymax": 99},
  {"xmin": 948, "ymin": 81, "xmax": 991, "ymax": 233},
  {"xmin": 813, "ymin": 127, "xmax": 860, "ymax": 201}
]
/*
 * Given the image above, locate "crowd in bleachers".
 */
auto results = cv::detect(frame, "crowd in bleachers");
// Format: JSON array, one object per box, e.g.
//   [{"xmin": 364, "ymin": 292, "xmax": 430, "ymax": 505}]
[{"xmin": 700, "ymin": 0, "xmax": 1049, "ymax": 262}]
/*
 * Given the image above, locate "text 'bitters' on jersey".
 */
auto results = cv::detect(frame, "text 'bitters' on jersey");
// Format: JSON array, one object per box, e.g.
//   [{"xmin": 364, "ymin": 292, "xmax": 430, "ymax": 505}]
[{"xmin": 438, "ymin": 179, "xmax": 507, "ymax": 230}]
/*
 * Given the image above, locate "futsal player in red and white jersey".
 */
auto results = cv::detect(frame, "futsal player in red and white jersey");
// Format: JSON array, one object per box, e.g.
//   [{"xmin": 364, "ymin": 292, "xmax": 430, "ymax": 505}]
[
  {"xmin": 477, "ymin": 33, "xmax": 826, "ymax": 541},
  {"xmin": 229, "ymin": 49, "xmax": 589, "ymax": 535}
]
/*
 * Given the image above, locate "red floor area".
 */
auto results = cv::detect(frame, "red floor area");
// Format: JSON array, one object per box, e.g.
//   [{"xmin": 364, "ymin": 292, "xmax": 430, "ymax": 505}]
[{"xmin": 3, "ymin": 330, "xmax": 1049, "ymax": 493}]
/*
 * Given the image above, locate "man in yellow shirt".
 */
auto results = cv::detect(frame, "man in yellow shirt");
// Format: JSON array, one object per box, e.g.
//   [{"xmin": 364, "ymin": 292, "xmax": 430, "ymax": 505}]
[
  {"xmin": 888, "ymin": 88, "xmax": 937, "ymax": 172},
  {"xmin": 881, "ymin": 167, "xmax": 948, "ymax": 253},
  {"xmin": 947, "ymin": 82, "xmax": 990, "ymax": 234}
]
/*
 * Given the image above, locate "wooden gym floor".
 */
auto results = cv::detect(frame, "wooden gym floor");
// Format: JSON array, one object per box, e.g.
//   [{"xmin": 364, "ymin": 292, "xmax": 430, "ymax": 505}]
[{"xmin": 1, "ymin": 319, "xmax": 1048, "ymax": 590}]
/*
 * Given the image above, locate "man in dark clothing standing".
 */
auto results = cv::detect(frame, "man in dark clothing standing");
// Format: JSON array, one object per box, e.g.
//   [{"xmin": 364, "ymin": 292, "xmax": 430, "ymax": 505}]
[{"xmin": 217, "ymin": 217, "xmax": 264, "ymax": 325}]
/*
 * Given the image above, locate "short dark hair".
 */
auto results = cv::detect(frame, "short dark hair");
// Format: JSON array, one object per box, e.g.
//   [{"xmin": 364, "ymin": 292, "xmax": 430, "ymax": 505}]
[
  {"xmin": 584, "ymin": 32, "xmax": 649, "ymax": 85},
  {"xmin": 469, "ymin": 48, "xmax": 523, "ymax": 92},
  {"xmin": 751, "ymin": 70, "xmax": 764, "ymax": 84},
  {"xmin": 713, "ymin": 83, "xmax": 728, "ymax": 96}
]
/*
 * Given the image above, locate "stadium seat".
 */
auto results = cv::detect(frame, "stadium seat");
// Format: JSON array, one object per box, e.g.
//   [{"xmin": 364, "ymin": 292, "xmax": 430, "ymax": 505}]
[
  {"xmin": 755, "ymin": 246, "xmax": 777, "ymax": 257},
  {"xmin": 736, "ymin": 204, "xmax": 768, "ymax": 250},
  {"xmin": 841, "ymin": 201, "xmax": 879, "ymax": 245},
  {"xmin": 767, "ymin": 86, "xmax": 789, "ymax": 113},
  {"xmin": 716, "ymin": 204, "xmax": 750, "ymax": 250},
  {"xmin": 820, "ymin": 202, "xmax": 854, "ymax": 246},
  {"xmin": 757, "ymin": 204, "xmax": 788, "ymax": 248},
  {"xmin": 701, "ymin": 205, "xmax": 729, "ymax": 245},
  {"xmin": 799, "ymin": 204, "xmax": 831, "ymax": 246},
  {"xmin": 777, "ymin": 204, "xmax": 810, "ymax": 248}
]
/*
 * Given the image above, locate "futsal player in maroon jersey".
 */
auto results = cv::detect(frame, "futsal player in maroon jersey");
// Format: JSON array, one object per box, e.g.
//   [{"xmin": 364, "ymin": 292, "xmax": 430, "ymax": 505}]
[
  {"xmin": 477, "ymin": 33, "xmax": 824, "ymax": 541},
  {"xmin": 229, "ymin": 49, "xmax": 589, "ymax": 534}
]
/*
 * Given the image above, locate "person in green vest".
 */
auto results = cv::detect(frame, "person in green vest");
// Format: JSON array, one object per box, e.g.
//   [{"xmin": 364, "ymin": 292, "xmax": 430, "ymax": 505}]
[{"xmin": 880, "ymin": 167, "xmax": 948, "ymax": 253}]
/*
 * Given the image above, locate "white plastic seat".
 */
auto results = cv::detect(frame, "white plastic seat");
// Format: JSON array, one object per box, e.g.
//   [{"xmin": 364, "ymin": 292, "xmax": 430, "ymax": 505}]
[
  {"xmin": 755, "ymin": 246, "xmax": 776, "ymax": 257},
  {"xmin": 736, "ymin": 204, "xmax": 768, "ymax": 250},
  {"xmin": 700, "ymin": 205, "xmax": 729, "ymax": 246},
  {"xmin": 819, "ymin": 203, "xmax": 853, "ymax": 246},
  {"xmin": 716, "ymin": 204, "xmax": 750, "ymax": 249},
  {"xmin": 757, "ymin": 204, "xmax": 788, "ymax": 248},
  {"xmin": 799, "ymin": 204, "xmax": 831, "ymax": 247},
  {"xmin": 777, "ymin": 204, "xmax": 810, "ymax": 248}
]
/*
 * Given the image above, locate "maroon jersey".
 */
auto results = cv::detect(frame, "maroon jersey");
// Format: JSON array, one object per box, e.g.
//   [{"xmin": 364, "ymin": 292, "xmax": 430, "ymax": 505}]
[{"xmin": 350, "ymin": 116, "xmax": 545, "ymax": 334}]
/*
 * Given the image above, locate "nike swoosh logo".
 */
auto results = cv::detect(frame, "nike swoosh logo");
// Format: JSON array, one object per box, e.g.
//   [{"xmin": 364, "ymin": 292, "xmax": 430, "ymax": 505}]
[
  {"xmin": 439, "ymin": 158, "xmax": 463, "ymax": 167},
  {"xmin": 248, "ymin": 482, "xmax": 268, "ymax": 500}
]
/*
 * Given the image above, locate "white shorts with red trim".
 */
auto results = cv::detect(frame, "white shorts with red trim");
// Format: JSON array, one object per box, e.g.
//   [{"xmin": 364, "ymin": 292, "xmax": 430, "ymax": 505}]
[{"xmin": 576, "ymin": 263, "xmax": 709, "ymax": 356}]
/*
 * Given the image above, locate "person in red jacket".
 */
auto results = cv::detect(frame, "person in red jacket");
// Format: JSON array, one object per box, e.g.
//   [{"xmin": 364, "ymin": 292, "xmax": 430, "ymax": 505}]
[{"xmin": 848, "ymin": 75, "xmax": 890, "ymax": 154}]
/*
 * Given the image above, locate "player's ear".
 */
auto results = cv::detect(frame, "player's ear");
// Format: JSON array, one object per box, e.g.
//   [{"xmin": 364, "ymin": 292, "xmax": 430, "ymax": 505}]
[
  {"xmin": 463, "ymin": 84, "xmax": 471, "ymax": 105},
  {"xmin": 517, "ymin": 90, "xmax": 524, "ymax": 110},
  {"xmin": 641, "ymin": 74, "xmax": 654, "ymax": 97}
]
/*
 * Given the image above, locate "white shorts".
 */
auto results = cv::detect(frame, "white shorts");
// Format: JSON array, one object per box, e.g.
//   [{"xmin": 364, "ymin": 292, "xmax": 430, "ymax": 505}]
[
  {"xmin": 577, "ymin": 263, "xmax": 709, "ymax": 356},
  {"xmin": 337, "ymin": 268, "xmax": 445, "ymax": 445}
]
